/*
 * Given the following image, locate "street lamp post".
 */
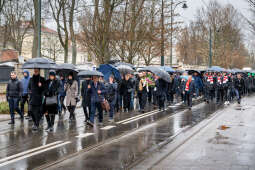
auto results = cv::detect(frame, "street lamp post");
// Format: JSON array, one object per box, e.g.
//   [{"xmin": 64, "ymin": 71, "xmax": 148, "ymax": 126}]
[
  {"xmin": 161, "ymin": 0, "xmax": 165, "ymax": 66},
  {"xmin": 37, "ymin": 0, "xmax": 41, "ymax": 58},
  {"xmin": 169, "ymin": 0, "xmax": 187, "ymax": 67},
  {"xmin": 209, "ymin": 27, "xmax": 212, "ymax": 68}
]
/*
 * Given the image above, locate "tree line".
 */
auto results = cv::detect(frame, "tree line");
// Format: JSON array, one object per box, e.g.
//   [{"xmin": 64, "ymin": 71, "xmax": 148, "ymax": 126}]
[{"xmin": 0, "ymin": 0, "xmax": 252, "ymax": 67}]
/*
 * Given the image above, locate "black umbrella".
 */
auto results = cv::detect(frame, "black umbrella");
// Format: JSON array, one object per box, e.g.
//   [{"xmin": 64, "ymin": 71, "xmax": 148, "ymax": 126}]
[
  {"xmin": 139, "ymin": 66, "xmax": 170, "ymax": 83},
  {"xmin": 56, "ymin": 63, "xmax": 77, "ymax": 71},
  {"xmin": 22, "ymin": 57, "xmax": 56, "ymax": 69},
  {"xmin": 78, "ymin": 70, "xmax": 104, "ymax": 78},
  {"xmin": 116, "ymin": 65, "xmax": 134, "ymax": 74},
  {"xmin": 56, "ymin": 63, "xmax": 78, "ymax": 78}
]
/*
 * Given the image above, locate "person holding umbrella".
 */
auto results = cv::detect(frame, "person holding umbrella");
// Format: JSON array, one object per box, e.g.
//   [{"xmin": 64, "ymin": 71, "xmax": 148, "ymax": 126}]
[
  {"xmin": 43, "ymin": 70, "xmax": 61, "ymax": 132},
  {"xmin": 105, "ymin": 75, "xmax": 118, "ymax": 123},
  {"xmin": 87, "ymin": 75, "xmax": 106, "ymax": 126},
  {"xmin": 155, "ymin": 76, "xmax": 168, "ymax": 111},
  {"xmin": 81, "ymin": 77, "xmax": 92, "ymax": 124},
  {"xmin": 138, "ymin": 72, "xmax": 149, "ymax": 113},
  {"xmin": 28, "ymin": 69, "xmax": 46, "ymax": 131},
  {"xmin": 64, "ymin": 72, "xmax": 79, "ymax": 121},
  {"xmin": 183, "ymin": 75, "xmax": 195, "ymax": 109},
  {"xmin": 58, "ymin": 74, "xmax": 67, "ymax": 116}
]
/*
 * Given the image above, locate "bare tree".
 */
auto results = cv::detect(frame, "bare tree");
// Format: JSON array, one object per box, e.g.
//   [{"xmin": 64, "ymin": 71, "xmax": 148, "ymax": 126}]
[
  {"xmin": 176, "ymin": 1, "xmax": 247, "ymax": 68},
  {"xmin": 79, "ymin": 0, "xmax": 124, "ymax": 64},
  {"xmin": 0, "ymin": 0, "xmax": 5, "ymax": 14},
  {"xmin": 1, "ymin": 0, "xmax": 31, "ymax": 55}
]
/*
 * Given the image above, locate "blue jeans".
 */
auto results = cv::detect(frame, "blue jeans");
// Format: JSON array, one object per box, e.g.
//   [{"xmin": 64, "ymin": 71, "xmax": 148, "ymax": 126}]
[
  {"xmin": 234, "ymin": 89, "xmax": 240, "ymax": 102},
  {"xmin": 130, "ymin": 91, "xmax": 134, "ymax": 110},
  {"xmin": 8, "ymin": 97, "xmax": 23, "ymax": 120},
  {"xmin": 195, "ymin": 88, "xmax": 200, "ymax": 98},
  {"xmin": 90, "ymin": 102, "xmax": 103, "ymax": 123},
  {"xmin": 109, "ymin": 97, "xmax": 117, "ymax": 119}
]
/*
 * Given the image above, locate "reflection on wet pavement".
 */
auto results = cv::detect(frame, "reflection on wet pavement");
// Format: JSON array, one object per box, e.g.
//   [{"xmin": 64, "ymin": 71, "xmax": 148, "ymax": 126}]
[
  {"xmin": 0, "ymin": 98, "xmax": 223, "ymax": 170},
  {"xmin": 47, "ymin": 102, "xmax": 222, "ymax": 170}
]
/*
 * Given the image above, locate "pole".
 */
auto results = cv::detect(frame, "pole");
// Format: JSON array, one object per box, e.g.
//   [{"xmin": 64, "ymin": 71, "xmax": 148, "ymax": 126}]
[
  {"xmin": 37, "ymin": 0, "xmax": 41, "ymax": 57},
  {"xmin": 170, "ymin": 0, "xmax": 173, "ymax": 67},
  {"xmin": 160, "ymin": 0, "xmax": 164, "ymax": 66},
  {"xmin": 209, "ymin": 28, "xmax": 212, "ymax": 68}
]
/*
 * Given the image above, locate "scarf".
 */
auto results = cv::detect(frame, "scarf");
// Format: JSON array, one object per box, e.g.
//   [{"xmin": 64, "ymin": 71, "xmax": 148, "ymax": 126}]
[
  {"xmin": 67, "ymin": 79, "xmax": 73, "ymax": 86},
  {"xmin": 223, "ymin": 76, "xmax": 228, "ymax": 84},
  {"xmin": 185, "ymin": 80, "xmax": 191, "ymax": 91},
  {"xmin": 217, "ymin": 77, "xmax": 222, "ymax": 84},
  {"xmin": 207, "ymin": 76, "xmax": 214, "ymax": 84}
]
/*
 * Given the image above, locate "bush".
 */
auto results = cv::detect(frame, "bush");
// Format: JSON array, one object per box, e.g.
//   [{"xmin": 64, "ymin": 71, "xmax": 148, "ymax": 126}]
[
  {"xmin": 0, "ymin": 101, "xmax": 28, "ymax": 114},
  {"xmin": 0, "ymin": 102, "xmax": 9, "ymax": 114}
]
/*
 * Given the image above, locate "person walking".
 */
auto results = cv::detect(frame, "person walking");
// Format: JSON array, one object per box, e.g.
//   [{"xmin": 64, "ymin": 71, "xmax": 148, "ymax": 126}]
[
  {"xmin": 105, "ymin": 75, "xmax": 118, "ymax": 123},
  {"xmin": 58, "ymin": 74, "xmax": 66, "ymax": 116},
  {"xmin": 28, "ymin": 69, "xmax": 45, "ymax": 131},
  {"xmin": 138, "ymin": 72, "xmax": 148, "ymax": 113},
  {"xmin": 183, "ymin": 75, "xmax": 195, "ymax": 109},
  {"xmin": 88, "ymin": 75, "xmax": 106, "ymax": 126},
  {"xmin": 65, "ymin": 72, "xmax": 79, "ymax": 121},
  {"xmin": 120, "ymin": 74, "xmax": 133, "ymax": 112},
  {"xmin": 234, "ymin": 73, "xmax": 245, "ymax": 104},
  {"xmin": 6, "ymin": 71, "xmax": 23, "ymax": 125},
  {"xmin": 20, "ymin": 70, "xmax": 31, "ymax": 120},
  {"xmin": 156, "ymin": 77, "xmax": 168, "ymax": 111},
  {"xmin": 43, "ymin": 70, "xmax": 60, "ymax": 132},
  {"xmin": 81, "ymin": 77, "xmax": 91, "ymax": 123}
]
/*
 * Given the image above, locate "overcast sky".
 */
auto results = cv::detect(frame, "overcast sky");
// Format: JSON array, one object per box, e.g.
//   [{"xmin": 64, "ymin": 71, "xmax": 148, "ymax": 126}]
[
  {"xmin": 180, "ymin": 0, "xmax": 251, "ymax": 24},
  {"xmin": 46, "ymin": 0, "xmax": 253, "ymax": 45}
]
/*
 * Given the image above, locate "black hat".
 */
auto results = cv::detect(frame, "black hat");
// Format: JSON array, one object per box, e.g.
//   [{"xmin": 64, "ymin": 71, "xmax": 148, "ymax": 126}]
[{"xmin": 68, "ymin": 72, "xmax": 74, "ymax": 77}]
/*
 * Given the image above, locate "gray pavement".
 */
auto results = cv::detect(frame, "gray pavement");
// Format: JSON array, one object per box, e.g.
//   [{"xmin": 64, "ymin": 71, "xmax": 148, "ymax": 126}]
[{"xmin": 140, "ymin": 96, "xmax": 255, "ymax": 170}]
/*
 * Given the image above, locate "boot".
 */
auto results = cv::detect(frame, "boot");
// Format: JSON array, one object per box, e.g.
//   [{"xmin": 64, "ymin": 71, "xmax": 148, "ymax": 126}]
[{"xmin": 8, "ymin": 119, "xmax": 15, "ymax": 125}]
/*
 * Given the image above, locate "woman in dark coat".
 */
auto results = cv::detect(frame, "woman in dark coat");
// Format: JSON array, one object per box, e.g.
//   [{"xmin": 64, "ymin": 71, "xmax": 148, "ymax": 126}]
[{"xmin": 43, "ymin": 70, "xmax": 61, "ymax": 132}]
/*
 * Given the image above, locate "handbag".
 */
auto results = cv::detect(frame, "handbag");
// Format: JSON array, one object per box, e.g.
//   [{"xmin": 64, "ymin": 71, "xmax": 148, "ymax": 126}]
[
  {"xmin": 101, "ymin": 99, "xmax": 110, "ymax": 112},
  {"xmin": 45, "ymin": 96, "xmax": 58, "ymax": 106}
]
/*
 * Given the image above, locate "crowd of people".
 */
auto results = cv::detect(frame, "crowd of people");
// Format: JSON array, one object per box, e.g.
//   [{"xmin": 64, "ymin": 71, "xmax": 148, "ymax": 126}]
[{"xmin": 5, "ymin": 67, "xmax": 251, "ymax": 132}]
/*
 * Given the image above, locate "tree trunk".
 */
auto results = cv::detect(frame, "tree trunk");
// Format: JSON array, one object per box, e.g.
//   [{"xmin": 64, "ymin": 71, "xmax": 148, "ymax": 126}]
[
  {"xmin": 32, "ymin": 0, "xmax": 39, "ymax": 58},
  {"xmin": 69, "ymin": 0, "xmax": 77, "ymax": 64}
]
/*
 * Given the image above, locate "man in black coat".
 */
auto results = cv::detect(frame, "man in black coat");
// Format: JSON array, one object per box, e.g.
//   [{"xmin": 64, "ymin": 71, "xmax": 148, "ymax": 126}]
[
  {"xmin": 234, "ymin": 73, "xmax": 245, "ymax": 104},
  {"xmin": 6, "ymin": 71, "xmax": 23, "ymax": 124},
  {"xmin": 28, "ymin": 69, "xmax": 46, "ymax": 131},
  {"xmin": 156, "ymin": 78, "xmax": 168, "ymax": 111},
  {"xmin": 81, "ymin": 78, "xmax": 91, "ymax": 123}
]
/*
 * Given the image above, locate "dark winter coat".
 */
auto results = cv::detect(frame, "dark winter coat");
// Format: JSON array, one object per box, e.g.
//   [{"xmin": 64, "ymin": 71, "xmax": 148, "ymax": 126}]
[
  {"xmin": 43, "ymin": 79, "xmax": 61, "ymax": 114},
  {"xmin": 28, "ymin": 75, "xmax": 46, "ymax": 106},
  {"xmin": 81, "ymin": 80, "xmax": 91, "ymax": 107},
  {"xmin": 6, "ymin": 78, "xmax": 23, "ymax": 99}
]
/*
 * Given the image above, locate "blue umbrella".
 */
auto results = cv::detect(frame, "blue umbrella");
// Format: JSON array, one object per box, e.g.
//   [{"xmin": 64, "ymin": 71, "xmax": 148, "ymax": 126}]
[{"xmin": 98, "ymin": 64, "xmax": 121, "ymax": 82}]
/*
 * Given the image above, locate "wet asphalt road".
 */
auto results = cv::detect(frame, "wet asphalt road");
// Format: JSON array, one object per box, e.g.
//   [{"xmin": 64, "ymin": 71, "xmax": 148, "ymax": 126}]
[{"xmin": 0, "ymin": 98, "xmax": 223, "ymax": 170}]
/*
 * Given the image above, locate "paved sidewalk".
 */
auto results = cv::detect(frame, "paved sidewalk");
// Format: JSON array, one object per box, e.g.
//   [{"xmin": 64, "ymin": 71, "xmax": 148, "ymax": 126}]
[{"xmin": 152, "ymin": 96, "xmax": 255, "ymax": 170}]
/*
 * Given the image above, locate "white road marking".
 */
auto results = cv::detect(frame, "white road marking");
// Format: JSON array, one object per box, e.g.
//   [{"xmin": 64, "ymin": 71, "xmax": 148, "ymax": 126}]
[
  {"xmin": 100, "ymin": 125, "xmax": 116, "ymax": 130},
  {"xmin": 122, "ymin": 110, "xmax": 160, "ymax": 124},
  {"xmin": 76, "ymin": 133, "xmax": 94, "ymax": 138},
  {"xmin": 0, "ymin": 141, "xmax": 71, "ymax": 167},
  {"xmin": 116, "ymin": 109, "xmax": 158, "ymax": 124},
  {"xmin": 0, "ymin": 141, "xmax": 63, "ymax": 163},
  {"xmin": 119, "ymin": 123, "xmax": 158, "ymax": 138}
]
